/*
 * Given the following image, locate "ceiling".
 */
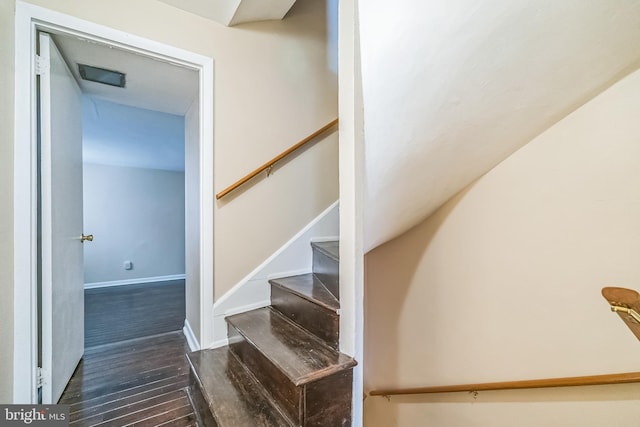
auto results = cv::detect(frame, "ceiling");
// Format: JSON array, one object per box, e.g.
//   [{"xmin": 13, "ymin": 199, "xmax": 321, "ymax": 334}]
[
  {"xmin": 49, "ymin": 32, "xmax": 197, "ymax": 171},
  {"xmin": 52, "ymin": 32, "xmax": 198, "ymax": 116},
  {"xmin": 157, "ymin": 0, "xmax": 298, "ymax": 26},
  {"xmin": 360, "ymin": 0, "xmax": 640, "ymax": 251}
]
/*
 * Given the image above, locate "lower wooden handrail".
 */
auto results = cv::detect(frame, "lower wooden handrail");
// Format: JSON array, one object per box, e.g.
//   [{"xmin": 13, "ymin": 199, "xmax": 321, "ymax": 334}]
[
  {"xmin": 215, "ymin": 119, "xmax": 338, "ymax": 200},
  {"xmin": 369, "ymin": 371, "xmax": 640, "ymax": 396}
]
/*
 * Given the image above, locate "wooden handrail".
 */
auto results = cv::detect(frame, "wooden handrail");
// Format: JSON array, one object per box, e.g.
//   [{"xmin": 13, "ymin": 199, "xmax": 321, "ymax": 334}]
[
  {"xmin": 215, "ymin": 119, "xmax": 339, "ymax": 200},
  {"xmin": 369, "ymin": 371, "xmax": 640, "ymax": 397}
]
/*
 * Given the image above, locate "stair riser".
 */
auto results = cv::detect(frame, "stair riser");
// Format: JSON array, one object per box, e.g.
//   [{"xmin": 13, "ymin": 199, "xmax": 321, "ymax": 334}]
[
  {"xmin": 305, "ymin": 370, "xmax": 353, "ymax": 426},
  {"xmin": 271, "ymin": 285, "xmax": 339, "ymax": 350},
  {"xmin": 189, "ymin": 372, "xmax": 218, "ymax": 427},
  {"xmin": 313, "ymin": 250, "xmax": 339, "ymax": 299},
  {"xmin": 228, "ymin": 323, "xmax": 354, "ymax": 427},
  {"xmin": 228, "ymin": 324, "xmax": 303, "ymax": 425}
]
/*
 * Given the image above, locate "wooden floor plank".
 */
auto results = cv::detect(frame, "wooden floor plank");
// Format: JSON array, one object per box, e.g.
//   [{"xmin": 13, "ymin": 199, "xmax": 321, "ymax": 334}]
[
  {"xmin": 85, "ymin": 280, "xmax": 185, "ymax": 347},
  {"xmin": 68, "ymin": 376, "xmax": 187, "ymax": 415},
  {"xmin": 61, "ymin": 319, "xmax": 196, "ymax": 426},
  {"xmin": 73, "ymin": 389, "xmax": 187, "ymax": 425},
  {"xmin": 70, "ymin": 382, "xmax": 187, "ymax": 422}
]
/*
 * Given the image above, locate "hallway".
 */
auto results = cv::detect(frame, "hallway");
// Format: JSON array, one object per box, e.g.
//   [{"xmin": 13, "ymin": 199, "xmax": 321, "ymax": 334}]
[
  {"xmin": 58, "ymin": 280, "xmax": 195, "ymax": 426},
  {"xmin": 59, "ymin": 332, "xmax": 196, "ymax": 426}
]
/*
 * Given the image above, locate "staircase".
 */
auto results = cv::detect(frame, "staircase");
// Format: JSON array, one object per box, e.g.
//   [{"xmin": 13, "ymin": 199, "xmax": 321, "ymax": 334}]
[{"xmin": 187, "ymin": 241, "xmax": 356, "ymax": 426}]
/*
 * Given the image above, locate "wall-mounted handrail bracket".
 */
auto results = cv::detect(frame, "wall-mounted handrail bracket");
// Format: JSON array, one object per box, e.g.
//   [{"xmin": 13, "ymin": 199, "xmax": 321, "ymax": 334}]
[
  {"xmin": 215, "ymin": 119, "xmax": 338, "ymax": 200},
  {"xmin": 610, "ymin": 305, "xmax": 640, "ymax": 324},
  {"xmin": 602, "ymin": 286, "xmax": 640, "ymax": 341}
]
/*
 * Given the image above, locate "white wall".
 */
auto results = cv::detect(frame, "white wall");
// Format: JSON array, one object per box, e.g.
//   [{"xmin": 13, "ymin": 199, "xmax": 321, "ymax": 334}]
[
  {"xmin": 364, "ymin": 68, "xmax": 640, "ymax": 425},
  {"xmin": 359, "ymin": 0, "xmax": 640, "ymax": 251},
  {"xmin": 83, "ymin": 163, "xmax": 185, "ymax": 284},
  {"xmin": 184, "ymin": 98, "xmax": 201, "ymax": 342},
  {"xmin": 82, "ymin": 97, "xmax": 186, "ymax": 171},
  {"xmin": 0, "ymin": 0, "xmax": 15, "ymax": 403}
]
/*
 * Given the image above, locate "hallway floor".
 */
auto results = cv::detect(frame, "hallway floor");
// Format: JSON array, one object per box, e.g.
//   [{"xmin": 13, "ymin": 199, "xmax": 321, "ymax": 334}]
[
  {"xmin": 84, "ymin": 280, "xmax": 186, "ymax": 347},
  {"xmin": 59, "ymin": 281, "xmax": 196, "ymax": 426},
  {"xmin": 59, "ymin": 331, "xmax": 197, "ymax": 426}
]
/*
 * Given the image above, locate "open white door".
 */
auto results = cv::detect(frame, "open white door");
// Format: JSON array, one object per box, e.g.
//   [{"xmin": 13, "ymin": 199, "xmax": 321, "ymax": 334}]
[{"xmin": 39, "ymin": 32, "xmax": 85, "ymax": 404}]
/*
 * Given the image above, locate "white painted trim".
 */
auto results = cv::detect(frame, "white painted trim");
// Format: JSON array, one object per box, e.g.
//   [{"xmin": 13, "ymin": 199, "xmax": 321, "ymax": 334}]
[
  {"xmin": 183, "ymin": 319, "xmax": 200, "ymax": 352},
  {"xmin": 310, "ymin": 236, "xmax": 340, "ymax": 243},
  {"xmin": 213, "ymin": 200, "xmax": 339, "ymax": 309},
  {"xmin": 210, "ymin": 338, "xmax": 229, "ymax": 349},
  {"xmin": 13, "ymin": 1, "xmax": 38, "ymax": 404},
  {"xmin": 265, "ymin": 269, "xmax": 311, "ymax": 281},
  {"xmin": 13, "ymin": 1, "xmax": 215, "ymax": 403},
  {"xmin": 221, "ymin": 300, "xmax": 271, "ymax": 318},
  {"xmin": 84, "ymin": 274, "xmax": 186, "ymax": 289},
  {"xmin": 339, "ymin": 0, "xmax": 364, "ymax": 423},
  {"xmin": 199, "ymin": 53, "xmax": 215, "ymax": 350}
]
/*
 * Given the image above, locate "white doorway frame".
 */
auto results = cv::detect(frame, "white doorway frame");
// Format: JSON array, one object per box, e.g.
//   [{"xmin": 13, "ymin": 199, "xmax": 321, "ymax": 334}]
[{"xmin": 13, "ymin": 1, "xmax": 215, "ymax": 403}]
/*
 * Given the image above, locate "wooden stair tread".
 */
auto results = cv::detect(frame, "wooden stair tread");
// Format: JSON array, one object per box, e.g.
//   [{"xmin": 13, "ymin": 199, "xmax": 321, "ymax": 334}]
[
  {"xmin": 187, "ymin": 347, "xmax": 292, "ymax": 427},
  {"xmin": 226, "ymin": 307, "xmax": 356, "ymax": 386},
  {"xmin": 311, "ymin": 241, "xmax": 339, "ymax": 261},
  {"xmin": 270, "ymin": 274, "xmax": 339, "ymax": 312}
]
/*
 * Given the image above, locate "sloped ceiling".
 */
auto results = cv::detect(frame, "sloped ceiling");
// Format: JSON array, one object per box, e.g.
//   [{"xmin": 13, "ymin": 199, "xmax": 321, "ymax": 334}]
[
  {"xmin": 50, "ymin": 33, "xmax": 196, "ymax": 171},
  {"xmin": 157, "ymin": 0, "xmax": 297, "ymax": 26},
  {"xmin": 52, "ymin": 33, "xmax": 197, "ymax": 116},
  {"xmin": 360, "ymin": 0, "xmax": 640, "ymax": 251}
]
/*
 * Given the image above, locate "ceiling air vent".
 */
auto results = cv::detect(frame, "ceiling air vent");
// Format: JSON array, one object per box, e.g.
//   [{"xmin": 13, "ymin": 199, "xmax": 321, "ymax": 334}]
[{"xmin": 78, "ymin": 64, "xmax": 126, "ymax": 88}]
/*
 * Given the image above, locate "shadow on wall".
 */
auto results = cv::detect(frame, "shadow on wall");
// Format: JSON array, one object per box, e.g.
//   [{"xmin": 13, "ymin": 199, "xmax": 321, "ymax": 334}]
[{"xmin": 364, "ymin": 183, "xmax": 473, "ymax": 391}]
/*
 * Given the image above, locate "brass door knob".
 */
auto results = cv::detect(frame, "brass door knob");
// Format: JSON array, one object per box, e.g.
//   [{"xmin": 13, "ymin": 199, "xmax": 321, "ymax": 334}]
[{"xmin": 81, "ymin": 234, "xmax": 94, "ymax": 242}]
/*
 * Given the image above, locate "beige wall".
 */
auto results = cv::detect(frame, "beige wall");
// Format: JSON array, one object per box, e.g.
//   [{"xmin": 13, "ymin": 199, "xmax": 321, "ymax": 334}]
[
  {"xmin": 364, "ymin": 68, "xmax": 640, "ymax": 424},
  {"xmin": 0, "ymin": 0, "xmax": 15, "ymax": 404},
  {"xmin": 18, "ymin": 0, "xmax": 338, "ymax": 301}
]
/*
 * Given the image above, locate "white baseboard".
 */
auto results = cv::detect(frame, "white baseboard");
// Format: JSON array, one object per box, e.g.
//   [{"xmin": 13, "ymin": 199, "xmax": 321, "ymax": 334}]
[
  {"xmin": 223, "ymin": 299, "xmax": 271, "ymax": 318},
  {"xmin": 210, "ymin": 338, "xmax": 229, "ymax": 349},
  {"xmin": 310, "ymin": 236, "xmax": 340, "ymax": 243},
  {"xmin": 266, "ymin": 268, "xmax": 311, "ymax": 281},
  {"xmin": 183, "ymin": 319, "xmax": 200, "ymax": 352},
  {"xmin": 84, "ymin": 274, "xmax": 186, "ymax": 289}
]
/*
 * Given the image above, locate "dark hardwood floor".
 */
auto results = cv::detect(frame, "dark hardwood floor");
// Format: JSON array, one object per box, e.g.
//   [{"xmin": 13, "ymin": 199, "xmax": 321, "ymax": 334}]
[
  {"xmin": 85, "ymin": 280, "xmax": 185, "ymax": 347},
  {"xmin": 58, "ymin": 281, "xmax": 196, "ymax": 426}
]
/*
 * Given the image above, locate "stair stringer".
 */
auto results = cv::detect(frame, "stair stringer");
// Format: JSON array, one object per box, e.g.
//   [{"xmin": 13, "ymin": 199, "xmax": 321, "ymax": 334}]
[{"xmin": 210, "ymin": 201, "xmax": 338, "ymax": 348}]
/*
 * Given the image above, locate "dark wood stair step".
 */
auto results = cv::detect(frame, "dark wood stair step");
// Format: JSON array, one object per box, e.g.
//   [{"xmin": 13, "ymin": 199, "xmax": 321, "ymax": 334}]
[
  {"xmin": 270, "ymin": 274, "xmax": 340, "ymax": 349},
  {"xmin": 311, "ymin": 241, "xmax": 339, "ymax": 299},
  {"xmin": 226, "ymin": 307, "xmax": 356, "ymax": 387},
  {"xmin": 311, "ymin": 241, "xmax": 339, "ymax": 261},
  {"xmin": 187, "ymin": 347, "xmax": 293, "ymax": 427},
  {"xmin": 270, "ymin": 274, "xmax": 339, "ymax": 312}
]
